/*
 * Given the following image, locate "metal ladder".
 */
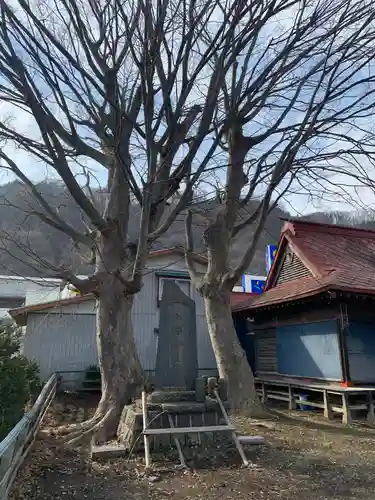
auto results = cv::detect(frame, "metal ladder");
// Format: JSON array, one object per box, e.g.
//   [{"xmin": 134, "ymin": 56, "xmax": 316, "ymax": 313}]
[{"xmin": 141, "ymin": 390, "xmax": 251, "ymax": 468}]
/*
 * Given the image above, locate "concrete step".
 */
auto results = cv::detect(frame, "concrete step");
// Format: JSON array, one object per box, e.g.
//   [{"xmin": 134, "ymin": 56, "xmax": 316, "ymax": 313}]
[{"xmin": 91, "ymin": 442, "xmax": 127, "ymax": 460}]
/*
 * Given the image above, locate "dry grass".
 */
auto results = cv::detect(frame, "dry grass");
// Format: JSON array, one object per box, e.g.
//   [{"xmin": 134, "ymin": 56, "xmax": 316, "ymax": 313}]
[{"xmin": 9, "ymin": 394, "xmax": 375, "ymax": 500}]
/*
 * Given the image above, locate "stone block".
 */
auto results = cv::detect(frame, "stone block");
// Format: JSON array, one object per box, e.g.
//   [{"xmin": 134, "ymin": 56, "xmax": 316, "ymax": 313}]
[
  {"xmin": 148, "ymin": 390, "xmax": 196, "ymax": 404},
  {"xmin": 195, "ymin": 377, "xmax": 206, "ymax": 402},
  {"xmin": 161, "ymin": 402, "xmax": 206, "ymax": 414},
  {"xmin": 155, "ymin": 281, "xmax": 198, "ymax": 389},
  {"xmin": 91, "ymin": 443, "xmax": 127, "ymax": 460},
  {"xmin": 207, "ymin": 377, "xmax": 218, "ymax": 395},
  {"xmin": 218, "ymin": 378, "xmax": 228, "ymax": 401}
]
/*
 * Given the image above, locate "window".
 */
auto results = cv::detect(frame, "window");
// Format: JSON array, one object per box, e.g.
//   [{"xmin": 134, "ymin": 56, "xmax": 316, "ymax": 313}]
[
  {"xmin": 0, "ymin": 296, "xmax": 25, "ymax": 308},
  {"xmin": 157, "ymin": 276, "xmax": 191, "ymax": 305}
]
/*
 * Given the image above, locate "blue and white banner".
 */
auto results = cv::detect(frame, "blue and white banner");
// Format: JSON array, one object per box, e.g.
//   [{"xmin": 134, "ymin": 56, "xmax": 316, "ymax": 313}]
[
  {"xmin": 242, "ymin": 275, "xmax": 266, "ymax": 295},
  {"xmin": 266, "ymin": 245, "xmax": 278, "ymax": 274}
]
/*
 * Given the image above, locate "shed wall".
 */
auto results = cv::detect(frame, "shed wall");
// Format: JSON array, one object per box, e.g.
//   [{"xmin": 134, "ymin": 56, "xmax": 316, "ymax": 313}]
[
  {"xmin": 276, "ymin": 320, "xmax": 342, "ymax": 380},
  {"xmin": 346, "ymin": 321, "xmax": 375, "ymax": 383},
  {"xmin": 255, "ymin": 328, "xmax": 277, "ymax": 373},
  {"xmin": 24, "ymin": 312, "xmax": 97, "ymax": 388}
]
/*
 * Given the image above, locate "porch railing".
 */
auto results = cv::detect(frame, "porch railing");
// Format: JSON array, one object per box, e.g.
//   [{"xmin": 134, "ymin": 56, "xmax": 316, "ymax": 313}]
[{"xmin": 0, "ymin": 373, "xmax": 58, "ymax": 499}]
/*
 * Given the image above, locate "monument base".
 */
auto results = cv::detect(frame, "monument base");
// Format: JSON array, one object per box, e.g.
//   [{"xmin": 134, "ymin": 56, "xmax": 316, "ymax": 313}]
[{"xmin": 117, "ymin": 379, "xmax": 231, "ymax": 452}]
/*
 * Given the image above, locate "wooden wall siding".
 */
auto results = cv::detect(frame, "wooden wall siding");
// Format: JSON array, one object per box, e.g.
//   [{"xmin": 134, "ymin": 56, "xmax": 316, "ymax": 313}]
[
  {"xmin": 256, "ymin": 328, "xmax": 277, "ymax": 373},
  {"xmin": 275, "ymin": 250, "xmax": 312, "ymax": 285}
]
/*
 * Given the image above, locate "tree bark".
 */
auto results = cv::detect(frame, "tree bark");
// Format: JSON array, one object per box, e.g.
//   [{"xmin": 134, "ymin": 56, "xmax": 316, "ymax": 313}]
[
  {"xmin": 94, "ymin": 274, "xmax": 143, "ymax": 442},
  {"xmin": 89, "ymin": 159, "xmax": 143, "ymax": 443},
  {"xmin": 203, "ymin": 292, "xmax": 265, "ymax": 417}
]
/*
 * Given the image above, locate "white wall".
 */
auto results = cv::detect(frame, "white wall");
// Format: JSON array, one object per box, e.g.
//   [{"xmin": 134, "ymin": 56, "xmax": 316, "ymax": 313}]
[{"xmin": 0, "ymin": 276, "xmax": 62, "ymax": 317}]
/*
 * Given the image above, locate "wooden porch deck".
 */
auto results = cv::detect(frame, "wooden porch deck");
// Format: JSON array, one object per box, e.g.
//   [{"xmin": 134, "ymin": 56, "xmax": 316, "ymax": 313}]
[{"xmin": 255, "ymin": 375, "xmax": 375, "ymax": 424}]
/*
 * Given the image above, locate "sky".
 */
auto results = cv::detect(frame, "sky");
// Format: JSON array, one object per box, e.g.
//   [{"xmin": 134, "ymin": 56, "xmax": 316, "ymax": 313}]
[{"xmin": 1, "ymin": 0, "xmax": 375, "ymax": 219}]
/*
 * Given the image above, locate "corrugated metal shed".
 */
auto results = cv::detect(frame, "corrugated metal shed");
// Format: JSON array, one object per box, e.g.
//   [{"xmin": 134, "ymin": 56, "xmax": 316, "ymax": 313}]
[
  {"xmin": 19, "ymin": 259, "xmax": 218, "ymax": 387},
  {"xmin": 24, "ymin": 312, "xmax": 97, "ymax": 388}
]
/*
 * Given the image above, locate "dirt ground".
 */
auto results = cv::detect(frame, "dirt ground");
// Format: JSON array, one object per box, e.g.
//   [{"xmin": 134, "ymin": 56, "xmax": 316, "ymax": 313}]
[{"xmin": 9, "ymin": 393, "xmax": 375, "ymax": 500}]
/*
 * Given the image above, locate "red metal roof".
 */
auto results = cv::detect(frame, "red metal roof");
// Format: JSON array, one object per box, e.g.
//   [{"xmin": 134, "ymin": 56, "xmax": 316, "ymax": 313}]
[
  {"xmin": 230, "ymin": 292, "xmax": 256, "ymax": 310},
  {"xmin": 233, "ymin": 219, "xmax": 375, "ymax": 312}
]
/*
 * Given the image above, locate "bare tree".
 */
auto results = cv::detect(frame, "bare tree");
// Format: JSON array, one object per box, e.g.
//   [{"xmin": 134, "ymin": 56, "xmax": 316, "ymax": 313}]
[
  {"xmin": 0, "ymin": 0, "xmax": 264, "ymax": 442},
  {"xmin": 182, "ymin": 0, "xmax": 375, "ymax": 414}
]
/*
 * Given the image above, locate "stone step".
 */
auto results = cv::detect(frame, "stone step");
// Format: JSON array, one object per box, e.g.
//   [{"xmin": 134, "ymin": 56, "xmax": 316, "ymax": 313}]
[
  {"xmin": 148, "ymin": 390, "xmax": 196, "ymax": 404},
  {"xmin": 161, "ymin": 402, "xmax": 206, "ymax": 413},
  {"xmin": 160, "ymin": 401, "xmax": 228, "ymax": 414}
]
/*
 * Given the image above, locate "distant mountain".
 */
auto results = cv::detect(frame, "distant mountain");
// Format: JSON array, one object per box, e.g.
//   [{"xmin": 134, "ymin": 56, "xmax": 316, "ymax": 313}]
[{"xmin": 1, "ymin": 180, "xmax": 365, "ymax": 278}]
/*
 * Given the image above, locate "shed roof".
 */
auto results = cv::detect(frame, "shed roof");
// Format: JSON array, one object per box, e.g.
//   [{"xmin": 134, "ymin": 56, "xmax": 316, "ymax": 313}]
[
  {"xmin": 230, "ymin": 292, "xmax": 256, "ymax": 310},
  {"xmin": 12, "ymin": 289, "xmax": 252, "ymax": 325},
  {"xmin": 9, "ymin": 293, "xmax": 94, "ymax": 325},
  {"xmin": 232, "ymin": 219, "xmax": 375, "ymax": 312},
  {"xmin": 148, "ymin": 246, "xmax": 208, "ymax": 265}
]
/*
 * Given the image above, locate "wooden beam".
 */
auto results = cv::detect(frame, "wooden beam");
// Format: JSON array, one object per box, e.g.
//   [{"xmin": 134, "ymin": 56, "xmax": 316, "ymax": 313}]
[
  {"xmin": 167, "ymin": 414, "xmax": 187, "ymax": 469},
  {"xmin": 213, "ymin": 389, "xmax": 250, "ymax": 467},
  {"xmin": 337, "ymin": 318, "xmax": 351, "ymax": 383},
  {"xmin": 144, "ymin": 425, "xmax": 235, "ymax": 435},
  {"xmin": 141, "ymin": 391, "xmax": 151, "ymax": 468}
]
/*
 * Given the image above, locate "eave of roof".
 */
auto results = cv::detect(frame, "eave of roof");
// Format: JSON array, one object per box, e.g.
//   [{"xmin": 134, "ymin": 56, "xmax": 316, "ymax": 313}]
[
  {"xmin": 9, "ymin": 293, "xmax": 95, "ymax": 326},
  {"xmin": 9, "ymin": 247, "xmax": 208, "ymax": 324},
  {"xmin": 148, "ymin": 247, "xmax": 207, "ymax": 265}
]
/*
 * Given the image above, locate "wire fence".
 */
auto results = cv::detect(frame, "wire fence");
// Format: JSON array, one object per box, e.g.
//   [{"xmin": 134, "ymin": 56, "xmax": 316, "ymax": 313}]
[{"xmin": 0, "ymin": 373, "xmax": 58, "ymax": 499}]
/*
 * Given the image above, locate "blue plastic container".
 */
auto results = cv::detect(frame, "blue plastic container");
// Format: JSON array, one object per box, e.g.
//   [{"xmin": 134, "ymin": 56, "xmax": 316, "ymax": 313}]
[{"xmin": 298, "ymin": 393, "xmax": 313, "ymax": 411}]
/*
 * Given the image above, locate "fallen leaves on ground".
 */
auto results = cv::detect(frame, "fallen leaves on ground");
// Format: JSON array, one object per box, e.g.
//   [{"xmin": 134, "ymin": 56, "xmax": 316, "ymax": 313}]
[{"xmin": 9, "ymin": 393, "xmax": 375, "ymax": 499}]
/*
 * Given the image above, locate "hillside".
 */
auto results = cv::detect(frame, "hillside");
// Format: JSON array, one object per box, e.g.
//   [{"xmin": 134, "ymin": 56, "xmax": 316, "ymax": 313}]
[{"xmin": 0, "ymin": 180, "xmax": 357, "ymax": 278}]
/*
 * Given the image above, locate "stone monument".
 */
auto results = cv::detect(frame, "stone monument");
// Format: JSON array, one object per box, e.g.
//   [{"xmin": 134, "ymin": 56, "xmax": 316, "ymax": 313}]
[
  {"xmin": 155, "ymin": 280, "xmax": 198, "ymax": 390},
  {"xmin": 117, "ymin": 280, "xmax": 228, "ymax": 453}
]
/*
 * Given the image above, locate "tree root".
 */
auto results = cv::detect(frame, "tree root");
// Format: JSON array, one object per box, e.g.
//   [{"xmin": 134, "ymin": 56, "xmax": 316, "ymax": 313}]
[
  {"xmin": 56, "ymin": 412, "xmax": 105, "ymax": 436},
  {"xmin": 59, "ymin": 407, "xmax": 114, "ymax": 447}
]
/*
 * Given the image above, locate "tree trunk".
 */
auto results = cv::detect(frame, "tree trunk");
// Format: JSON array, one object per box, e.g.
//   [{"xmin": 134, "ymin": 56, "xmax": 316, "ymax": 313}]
[
  {"xmin": 204, "ymin": 293, "xmax": 265, "ymax": 417},
  {"xmin": 94, "ymin": 274, "xmax": 143, "ymax": 442}
]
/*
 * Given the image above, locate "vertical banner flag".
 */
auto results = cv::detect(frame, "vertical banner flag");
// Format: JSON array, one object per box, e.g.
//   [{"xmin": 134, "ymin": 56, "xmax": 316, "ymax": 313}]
[{"xmin": 266, "ymin": 245, "xmax": 278, "ymax": 274}]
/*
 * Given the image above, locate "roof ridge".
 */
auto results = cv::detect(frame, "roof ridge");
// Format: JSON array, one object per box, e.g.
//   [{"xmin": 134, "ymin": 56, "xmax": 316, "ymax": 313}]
[{"xmin": 280, "ymin": 217, "xmax": 375, "ymax": 239}]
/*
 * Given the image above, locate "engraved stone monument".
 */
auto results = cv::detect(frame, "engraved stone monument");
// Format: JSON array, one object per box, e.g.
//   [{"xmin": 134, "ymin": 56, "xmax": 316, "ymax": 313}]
[
  {"xmin": 117, "ymin": 281, "xmax": 229, "ymax": 453},
  {"xmin": 155, "ymin": 280, "xmax": 198, "ymax": 390}
]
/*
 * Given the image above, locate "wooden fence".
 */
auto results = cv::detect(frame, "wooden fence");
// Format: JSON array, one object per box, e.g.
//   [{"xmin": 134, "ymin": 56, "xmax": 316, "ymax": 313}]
[{"xmin": 0, "ymin": 373, "xmax": 58, "ymax": 499}]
